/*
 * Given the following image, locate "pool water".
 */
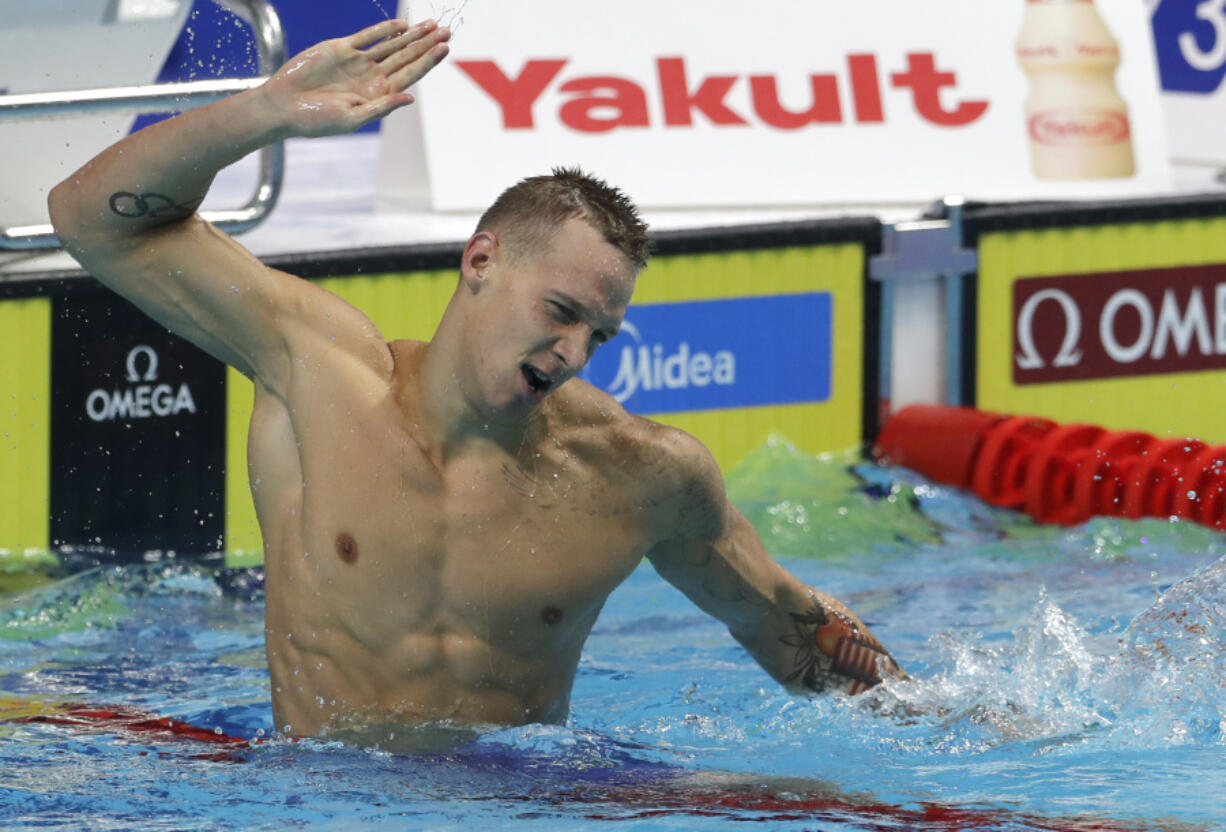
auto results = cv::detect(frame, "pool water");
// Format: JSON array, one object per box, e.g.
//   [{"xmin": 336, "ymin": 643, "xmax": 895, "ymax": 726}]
[{"xmin": 2, "ymin": 438, "xmax": 1223, "ymax": 830}]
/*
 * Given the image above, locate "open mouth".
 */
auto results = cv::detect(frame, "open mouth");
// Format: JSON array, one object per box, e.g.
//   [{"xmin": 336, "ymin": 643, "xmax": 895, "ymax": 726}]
[{"xmin": 522, "ymin": 364, "xmax": 553, "ymax": 395}]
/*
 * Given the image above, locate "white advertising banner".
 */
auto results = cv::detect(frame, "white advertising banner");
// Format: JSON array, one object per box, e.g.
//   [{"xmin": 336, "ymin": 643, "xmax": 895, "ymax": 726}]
[{"xmin": 405, "ymin": 0, "xmax": 1170, "ymax": 211}]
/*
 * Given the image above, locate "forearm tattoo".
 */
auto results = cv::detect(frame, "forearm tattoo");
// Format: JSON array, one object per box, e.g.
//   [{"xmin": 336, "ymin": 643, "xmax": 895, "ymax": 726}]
[
  {"xmin": 779, "ymin": 593, "xmax": 899, "ymax": 695},
  {"xmin": 108, "ymin": 191, "xmax": 203, "ymax": 220}
]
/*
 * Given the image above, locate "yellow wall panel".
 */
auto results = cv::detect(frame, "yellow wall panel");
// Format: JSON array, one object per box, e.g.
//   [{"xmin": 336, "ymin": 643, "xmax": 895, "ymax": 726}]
[
  {"xmin": 635, "ymin": 244, "xmax": 865, "ymax": 465},
  {"xmin": 0, "ymin": 299, "xmax": 51, "ymax": 554},
  {"xmin": 224, "ymin": 366, "xmax": 260, "ymax": 563},
  {"xmin": 978, "ymin": 217, "xmax": 1226, "ymax": 442}
]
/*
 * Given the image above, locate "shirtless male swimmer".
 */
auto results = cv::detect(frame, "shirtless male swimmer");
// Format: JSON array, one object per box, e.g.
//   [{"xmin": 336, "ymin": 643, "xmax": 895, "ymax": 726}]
[{"xmin": 48, "ymin": 18, "xmax": 904, "ymax": 750}]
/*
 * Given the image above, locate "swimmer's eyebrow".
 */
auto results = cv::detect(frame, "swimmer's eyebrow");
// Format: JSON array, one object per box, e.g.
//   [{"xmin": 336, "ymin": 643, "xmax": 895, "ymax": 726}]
[{"xmin": 553, "ymin": 291, "xmax": 619, "ymax": 341}]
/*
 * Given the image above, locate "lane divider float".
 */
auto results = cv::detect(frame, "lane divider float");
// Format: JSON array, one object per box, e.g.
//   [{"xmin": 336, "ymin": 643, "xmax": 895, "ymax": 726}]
[{"xmin": 873, "ymin": 404, "xmax": 1226, "ymax": 530}]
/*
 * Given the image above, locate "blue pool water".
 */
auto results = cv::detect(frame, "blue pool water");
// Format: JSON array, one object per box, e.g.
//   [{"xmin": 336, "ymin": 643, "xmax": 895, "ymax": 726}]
[{"xmin": 2, "ymin": 439, "xmax": 1224, "ymax": 830}]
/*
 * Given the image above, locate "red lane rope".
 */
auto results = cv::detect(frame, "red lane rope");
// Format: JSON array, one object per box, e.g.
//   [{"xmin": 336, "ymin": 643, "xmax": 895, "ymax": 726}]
[
  {"xmin": 8, "ymin": 701, "xmax": 1143, "ymax": 829},
  {"xmin": 875, "ymin": 404, "xmax": 1226, "ymax": 531},
  {"xmin": 11, "ymin": 703, "xmax": 256, "ymax": 761}
]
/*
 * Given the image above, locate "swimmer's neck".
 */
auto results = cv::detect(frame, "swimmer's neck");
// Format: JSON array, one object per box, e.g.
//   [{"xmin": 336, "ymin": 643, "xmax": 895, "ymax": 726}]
[{"xmin": 395, "ymin": 339, "xmax": 547, "ymax": 464}]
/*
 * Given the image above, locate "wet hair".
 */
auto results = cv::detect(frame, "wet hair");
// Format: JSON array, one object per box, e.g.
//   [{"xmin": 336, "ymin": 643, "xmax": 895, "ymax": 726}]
[{"xmin": 476, "ymin": 167, "xmax": 653, "ymax": 272}]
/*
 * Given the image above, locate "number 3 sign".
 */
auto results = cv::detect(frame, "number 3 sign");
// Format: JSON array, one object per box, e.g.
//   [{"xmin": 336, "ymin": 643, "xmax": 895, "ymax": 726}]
[{"xmin": 1153, "ymin": 0, "xmax": 1226, "ymax": 93}]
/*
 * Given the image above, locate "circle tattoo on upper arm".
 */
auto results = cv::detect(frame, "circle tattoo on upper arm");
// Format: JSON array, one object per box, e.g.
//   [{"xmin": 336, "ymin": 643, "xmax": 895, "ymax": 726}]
[{"xmin": 108, "ymin": 191, "xmax": 203, "ymax": 220}]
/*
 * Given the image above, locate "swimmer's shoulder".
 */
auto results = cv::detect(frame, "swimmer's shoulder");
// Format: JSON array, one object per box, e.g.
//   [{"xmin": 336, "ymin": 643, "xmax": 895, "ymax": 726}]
[
  {"xmin": 549, "ymin": 376, "xmax": 629, "ymax": 429},
  {"xmin": 553, "ymin": 377, "xmax": 715, "ymax": 465},
  {"xmin": 552, "ymin": 379, "xmax": 724, "ymax": 526}
]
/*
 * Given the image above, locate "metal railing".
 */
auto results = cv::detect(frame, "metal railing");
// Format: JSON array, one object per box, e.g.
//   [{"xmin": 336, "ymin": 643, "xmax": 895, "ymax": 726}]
[{"xmin": 0, "ymin": 0, "xmax": 286, "ymax": 250}]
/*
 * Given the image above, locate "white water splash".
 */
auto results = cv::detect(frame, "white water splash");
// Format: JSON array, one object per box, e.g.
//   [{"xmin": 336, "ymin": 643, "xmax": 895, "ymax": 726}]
[
  {"xmin": 862, "ymin": 561, "xmax": 1226, "ymax": 752},
  {"xmin": 1102, "ymin": 555, "xmax": 1226, "ymax": 746}
]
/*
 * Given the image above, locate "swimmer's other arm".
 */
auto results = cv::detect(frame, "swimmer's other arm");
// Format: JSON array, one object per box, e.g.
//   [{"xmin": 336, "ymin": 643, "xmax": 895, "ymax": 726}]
[
  {"xmin": 644, "ymin": 429, "xmax": 905, "ymax": 696},
  {"xmin": 47, "ymin": 20, "xmax": 450, "ymax": 385}
]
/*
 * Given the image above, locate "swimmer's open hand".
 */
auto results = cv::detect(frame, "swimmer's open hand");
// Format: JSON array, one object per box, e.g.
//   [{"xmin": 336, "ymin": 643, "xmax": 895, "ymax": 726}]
[{"xmin": 261, "ymin": 19, "xmax": 450, "ymax": 138}]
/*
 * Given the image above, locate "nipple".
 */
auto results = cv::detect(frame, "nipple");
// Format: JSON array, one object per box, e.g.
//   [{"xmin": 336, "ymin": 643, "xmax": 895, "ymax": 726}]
[
  {"xmin": 335, "ymin": 532, "xmax": 359, "ymax": 564},
  {"xmin": 541, "ymin": 605, "xmax": 563, "ymax": 626}
]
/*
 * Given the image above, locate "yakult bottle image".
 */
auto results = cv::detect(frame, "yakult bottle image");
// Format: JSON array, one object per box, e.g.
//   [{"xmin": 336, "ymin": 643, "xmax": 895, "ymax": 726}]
[{"xmin": 1017, "ymin": 0, "xmax": 1135, "ymax": 179}]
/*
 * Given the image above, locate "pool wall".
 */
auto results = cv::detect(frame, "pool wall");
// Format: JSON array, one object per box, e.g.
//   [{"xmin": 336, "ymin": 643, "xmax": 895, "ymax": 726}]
[
  {"xmin": 8, "ymin": 196, "xmax": 1226, "ymax": 564},
  {"xmin": 0, "ymin": 220, "xmax": 879, "ymax": 563},
  {"xmin": 967, "ymin": 197, "xmax": 1226, "ymax": 444}
]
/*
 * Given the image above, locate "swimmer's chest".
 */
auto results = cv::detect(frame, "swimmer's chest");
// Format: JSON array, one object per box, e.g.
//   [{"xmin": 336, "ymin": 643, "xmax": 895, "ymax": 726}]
[{"xmin": 296, "ymin": 424, "xmax": 649, "ymax": 646}]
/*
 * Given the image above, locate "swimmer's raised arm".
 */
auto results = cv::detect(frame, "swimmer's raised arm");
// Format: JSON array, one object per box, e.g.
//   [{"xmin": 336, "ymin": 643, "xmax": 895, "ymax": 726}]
[
  {"xmin": 47, "ymin": 19, "xmax": 450, "ymax": 389},
  {"xmin": 644, "ymin": 429, "xmax": 905, "ymax": 696}
]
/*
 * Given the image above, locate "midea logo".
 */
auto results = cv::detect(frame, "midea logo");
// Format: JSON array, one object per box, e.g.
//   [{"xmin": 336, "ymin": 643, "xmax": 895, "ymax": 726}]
[
  {"xmin": 85, "ymin": 344, "xmax": 198, "ymax": 422},
  {"xmin": 605, "ymin": 321, "xmax": 736, "ymax": 403}
]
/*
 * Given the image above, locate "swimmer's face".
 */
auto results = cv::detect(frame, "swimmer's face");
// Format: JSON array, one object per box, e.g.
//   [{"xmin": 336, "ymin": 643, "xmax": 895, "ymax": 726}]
[{"xmin": 462, "ymin": 217, "xmax": 635, "ymax": 412}]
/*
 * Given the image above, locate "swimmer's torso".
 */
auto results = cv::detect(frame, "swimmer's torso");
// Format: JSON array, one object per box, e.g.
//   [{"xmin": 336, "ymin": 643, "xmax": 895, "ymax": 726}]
[{"xmin": 249, "ymin": 339, "xmax": 663, "ymax": 744}]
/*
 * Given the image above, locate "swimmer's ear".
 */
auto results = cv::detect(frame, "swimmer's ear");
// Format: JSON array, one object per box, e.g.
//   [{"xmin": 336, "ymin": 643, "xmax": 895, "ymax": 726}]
[{"xmin": 460, "ymin": 231, "xmax": 498, "ymax": 294}]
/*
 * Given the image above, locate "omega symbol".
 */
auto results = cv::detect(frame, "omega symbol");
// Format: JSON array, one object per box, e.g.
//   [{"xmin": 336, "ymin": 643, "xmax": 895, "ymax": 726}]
[
  {"xmin": 125, "ymin": 345, "xmax": 159, "ymax": 382},
  {"xmin": 1015, "ymin": 289, "xmax": 1083, "ymax": 370}
]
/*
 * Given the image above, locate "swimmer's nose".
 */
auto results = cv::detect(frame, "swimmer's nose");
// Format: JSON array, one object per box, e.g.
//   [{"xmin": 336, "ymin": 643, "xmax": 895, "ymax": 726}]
[{"xmin": 553, "ymin": 329, "xmax": 591, "ymax": 371}]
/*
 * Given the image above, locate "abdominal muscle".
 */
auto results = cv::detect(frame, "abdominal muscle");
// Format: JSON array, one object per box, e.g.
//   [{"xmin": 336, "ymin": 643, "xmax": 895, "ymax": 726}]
[
  {"xmin": 264, "ymin": 601, "xmax": 573, "ymax": 752},
  {"xmin": 257, "ymin": 496, "xmax": 584, "ymax": 748}
]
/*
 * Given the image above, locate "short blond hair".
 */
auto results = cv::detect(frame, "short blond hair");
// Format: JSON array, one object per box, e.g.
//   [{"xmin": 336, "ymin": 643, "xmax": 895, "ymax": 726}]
[{"xmin": 476, "ymin": 167, "xmax": 652, "ymax": 271}]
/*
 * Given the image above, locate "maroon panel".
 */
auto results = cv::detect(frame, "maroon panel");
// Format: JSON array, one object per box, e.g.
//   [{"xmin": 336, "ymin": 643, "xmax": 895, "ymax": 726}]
[{"xmin": 1011, "ymin": 264, "xmax": 1226, "ymax": 385}]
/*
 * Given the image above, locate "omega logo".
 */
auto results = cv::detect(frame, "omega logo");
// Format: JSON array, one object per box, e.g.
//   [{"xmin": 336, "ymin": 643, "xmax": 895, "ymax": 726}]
[
  {"xmin": 85, "ymin": 344, "xmax": 198, "ymax": 422},
  {"xmin": 125, "ymin": 344, "xmax": 158, "ymax": 382},
  {"xmin": 1015, "ymin": 280, "xmax": 1226, "ymax": 378},
  {"xmin": 1015, "ymin": 289, "xmax": 1083, "ymax": 370}
]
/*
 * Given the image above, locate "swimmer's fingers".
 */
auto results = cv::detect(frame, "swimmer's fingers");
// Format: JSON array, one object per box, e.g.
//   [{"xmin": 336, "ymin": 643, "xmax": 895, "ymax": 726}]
[
  {"xmin": 363, "ymin": 19, "xmax": 439, "ymax": 63},
  {"xmin": 382, "ymin": 26, "xmax": 451, "ymax": 91},
  {"xmin": 353, "ymin": 26, "xmax": 450, "ymax": 125},
  {"xmin": 348, "ymin": 18, "xmax": 411, "ymax": 52}
]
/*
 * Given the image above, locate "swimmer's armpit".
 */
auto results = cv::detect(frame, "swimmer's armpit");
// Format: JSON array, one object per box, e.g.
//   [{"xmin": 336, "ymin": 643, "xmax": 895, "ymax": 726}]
[
  {"xmin": 778, "ymin": 594, "xmax": 902, "ymax": 695},
  {"xmin": 108, "ymin": 191, "xmax": 204, "ymax": 221}
]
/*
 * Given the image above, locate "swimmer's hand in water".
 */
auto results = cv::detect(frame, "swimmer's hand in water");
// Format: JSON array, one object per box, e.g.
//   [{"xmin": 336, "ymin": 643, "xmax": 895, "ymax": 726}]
[{"xmin": 261, "ymin": 19, "xmax": 450, "ymax": 138}]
